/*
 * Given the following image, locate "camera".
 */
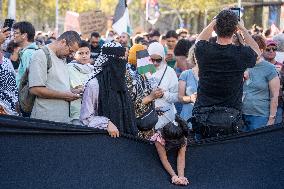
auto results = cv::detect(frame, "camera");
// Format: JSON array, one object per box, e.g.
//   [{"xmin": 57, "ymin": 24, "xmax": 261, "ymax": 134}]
[{"xmin": 3, "ymin": 19, "xmax": 15, "ymax": 31}]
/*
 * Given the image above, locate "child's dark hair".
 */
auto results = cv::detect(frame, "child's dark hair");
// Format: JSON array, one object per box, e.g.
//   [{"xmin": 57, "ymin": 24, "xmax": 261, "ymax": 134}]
[{"xmin": 161, "ymin": 115, "xmax": 189, "ymax": 151}]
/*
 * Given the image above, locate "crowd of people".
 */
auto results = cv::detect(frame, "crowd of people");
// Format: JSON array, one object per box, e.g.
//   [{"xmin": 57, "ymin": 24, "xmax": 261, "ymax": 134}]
[{"xmin": 1, "ymin": 9, "xmax": 284, "ymax": 185}]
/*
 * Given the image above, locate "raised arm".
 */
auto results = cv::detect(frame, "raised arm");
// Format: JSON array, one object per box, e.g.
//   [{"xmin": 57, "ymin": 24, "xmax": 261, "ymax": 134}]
[
  {"xmin": 196, "ymin": 20, "xmax": 216, "ymax": 43},
  {"xmin": 238, "ymin": 20, "xmax": 261, "ymax": 60}
]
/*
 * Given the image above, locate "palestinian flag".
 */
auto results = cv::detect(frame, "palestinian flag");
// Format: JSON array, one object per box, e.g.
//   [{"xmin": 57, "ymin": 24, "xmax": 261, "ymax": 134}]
[
  {"xmin": 112, "ymin": 0, "xmax": 131, "ymax": 35},
  {"xmin": 136, "ymin": 50, "xmax": 156, "ymax": 76}
]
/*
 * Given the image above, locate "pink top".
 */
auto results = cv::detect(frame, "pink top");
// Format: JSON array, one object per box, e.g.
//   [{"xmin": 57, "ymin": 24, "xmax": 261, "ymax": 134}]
[{"xmin": 150, "ymin": 132, "xmax": 165, "ymax": 146}]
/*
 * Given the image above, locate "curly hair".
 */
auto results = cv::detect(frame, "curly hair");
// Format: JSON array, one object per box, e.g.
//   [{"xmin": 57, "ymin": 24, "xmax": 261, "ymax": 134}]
[{"xmin": 215, "ymin": 10, "xmax": 238, "ymax": 38}]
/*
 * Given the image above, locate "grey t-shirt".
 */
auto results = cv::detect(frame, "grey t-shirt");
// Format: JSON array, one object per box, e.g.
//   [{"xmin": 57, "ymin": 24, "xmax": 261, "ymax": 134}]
[
  {"xmin": 243, "ymin": 60, "xmax": 278, "ymax": 117},
  {"xmin": 29, "ymin": 46, "xmax": 71, "ymax": 123}
]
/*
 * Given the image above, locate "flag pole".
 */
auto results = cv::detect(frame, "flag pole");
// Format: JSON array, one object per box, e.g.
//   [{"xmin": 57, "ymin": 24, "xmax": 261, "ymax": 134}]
[
  {"xmin": 238, "ymin": 0, "xmax": 241, "ymax": 7},
  {"xmin": 55, "ymin": 0, "xmax": 59, "ymax": 36},
  {"xmin": 8, "ymin": 0, "xmax": 16, "ymax": 19}
]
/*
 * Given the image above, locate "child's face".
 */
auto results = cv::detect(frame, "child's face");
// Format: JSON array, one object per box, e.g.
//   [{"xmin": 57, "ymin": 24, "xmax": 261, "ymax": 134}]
[{"xmin": 75, "ymin": 47, "xmax": 91, "ymax": 64}]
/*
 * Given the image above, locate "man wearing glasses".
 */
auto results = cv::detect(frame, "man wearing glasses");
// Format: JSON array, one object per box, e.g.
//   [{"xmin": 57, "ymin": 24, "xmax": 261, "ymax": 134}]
[
  {"xmin": 29, "ymin": 31, "xmax": 81, "ymax": 123},
  {"xmin": 13, "ymin": 21, "xmax": 38, "ymax": 88},
  {"xmin": 263, "ymin": 40, "xmax": 283, "ymax": 72}
]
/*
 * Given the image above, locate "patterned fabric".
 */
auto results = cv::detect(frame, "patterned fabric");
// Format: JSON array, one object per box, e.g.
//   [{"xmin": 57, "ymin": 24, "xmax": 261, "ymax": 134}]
[
  {"xmin": 138, "ymin": 128, "xmax": 155, "ymax": 141},
  {"xmin": 150, "ymin": 132, "xmax": 165, "ymax": 146},
  {"xmin": 0, "ymin": 56, "xmax": 18, "ymax": 115},
  {"xmin": 126, "ymin": 64, "xmax": 153, "ymax": 118},
  {"xmin": 90, "ymin": 41, "xmax": 123, "ymax": 80}
]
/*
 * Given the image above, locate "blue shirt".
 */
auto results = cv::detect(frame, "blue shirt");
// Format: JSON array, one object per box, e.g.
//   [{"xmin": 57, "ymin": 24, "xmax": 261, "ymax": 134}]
[
  {"xmin": 179, "ymin": 69, "xmax": 198, "ymax": 127},
  {"xmin": 243, "ymin": 60, "xmax": 278, "ymax": 117},
  {"xmin": 16, "ymin": 42, "xmax": 38, "ymax": 87}
]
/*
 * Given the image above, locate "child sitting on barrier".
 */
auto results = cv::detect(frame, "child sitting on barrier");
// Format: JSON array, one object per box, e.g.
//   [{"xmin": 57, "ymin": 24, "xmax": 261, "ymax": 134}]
[{"xmin": 151, "ymin": 115, "xmax": 189, "ymax": 186}]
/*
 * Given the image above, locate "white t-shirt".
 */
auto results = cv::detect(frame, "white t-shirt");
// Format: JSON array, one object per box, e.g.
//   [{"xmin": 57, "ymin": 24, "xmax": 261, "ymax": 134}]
[{"xmin": 29, "ymin": 46, "xmax": 71, "ymax": 123}]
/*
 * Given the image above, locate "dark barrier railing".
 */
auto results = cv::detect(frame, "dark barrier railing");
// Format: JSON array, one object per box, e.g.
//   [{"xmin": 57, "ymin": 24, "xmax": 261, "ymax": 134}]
[{"xmin": 0, "ymin": 115, "xmax": 283, "ymax": 189}]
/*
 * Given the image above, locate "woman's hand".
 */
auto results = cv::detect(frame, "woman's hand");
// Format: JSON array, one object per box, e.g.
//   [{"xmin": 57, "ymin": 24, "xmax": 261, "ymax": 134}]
[
  {"xmin": 182, "ymin": 93, "xmax": 197, "ymax": 104},
  {"xmin": 266, "ymin": 117, "xmax": 275, "ymax": 126},
  {"xmin": 190, "ymin": 93, "xmax": 197, "ymax": 103},
  {"xmin": 107, "ymin": 121, "xmax": 119, "ymax": 138},
  {"xmin": 0, "ymin": 27, "xmax": 10, "ymax": 45},
  {"xmin": 150, "ymin": 88, "xmax": 164, "ymax": 100}
]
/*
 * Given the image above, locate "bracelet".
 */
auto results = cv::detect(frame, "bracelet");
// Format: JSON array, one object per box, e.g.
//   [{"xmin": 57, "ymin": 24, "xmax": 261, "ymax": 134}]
[{"xmin": 269, "ymin": 115, "xmax": 276, "ymax": 119}]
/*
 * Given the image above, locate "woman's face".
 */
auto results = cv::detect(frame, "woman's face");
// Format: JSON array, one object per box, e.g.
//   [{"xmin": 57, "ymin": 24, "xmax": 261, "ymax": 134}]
[{"xmin": 150, "ymin": 54, "xmax": 163, "ymax": 68}]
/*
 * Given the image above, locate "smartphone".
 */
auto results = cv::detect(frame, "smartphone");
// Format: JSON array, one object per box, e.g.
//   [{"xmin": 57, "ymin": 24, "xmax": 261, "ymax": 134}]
[
  {"xmin": 157, "ymin": 106, "xmax": 170, "ymax": 113},
  {"xmin": 230, "ymin": 8, "xmax": 240, "ymax": 21},
  {"xmin": 3, "ymin": 19, "xmax": 15, "ymax": 31}
]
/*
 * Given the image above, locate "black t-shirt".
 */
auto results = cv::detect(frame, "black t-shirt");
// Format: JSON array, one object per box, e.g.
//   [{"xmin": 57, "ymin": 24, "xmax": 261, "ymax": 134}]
[{"xmin": 194, "ymin": 40, "xmax": 257, "ymax": 110}]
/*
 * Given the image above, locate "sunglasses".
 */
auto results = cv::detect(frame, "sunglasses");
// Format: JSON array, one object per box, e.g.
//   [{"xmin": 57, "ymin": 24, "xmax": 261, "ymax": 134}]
[
  {"xmin": 151, "ymin": 58, "xmax": 163, "ymax": 63},
  {"xmin": 265, "ymin": 47, "xmax": 277, "ymax": 52}
]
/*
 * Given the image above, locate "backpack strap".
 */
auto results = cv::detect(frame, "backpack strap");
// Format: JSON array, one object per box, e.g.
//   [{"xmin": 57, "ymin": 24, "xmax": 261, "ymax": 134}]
[{"xmin": 41, "ymin": 46, "xmax": 52, "ymax": 71}]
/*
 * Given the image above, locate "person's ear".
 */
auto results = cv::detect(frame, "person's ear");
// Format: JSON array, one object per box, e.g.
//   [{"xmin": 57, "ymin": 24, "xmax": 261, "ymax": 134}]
[
  {"xmin": 22, "ymin": 33, "xmax": 27, "ymax": 39},
  {"xmin": 213, "ymin": 25, "xmax": 217, "ymax": 32}
]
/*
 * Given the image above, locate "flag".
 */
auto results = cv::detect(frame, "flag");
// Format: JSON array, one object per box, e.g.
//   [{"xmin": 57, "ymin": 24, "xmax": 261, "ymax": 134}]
[
  {"xmin": 146, "ymin": 0, "xmax": 160, "ymax": 25},
  {"xmin": 112, "ymin": 0, "xmax": 131, "ymax": 35},
  {"xmin": 136, "ymin": 50, "xmax": 156, "ymax": 76}
]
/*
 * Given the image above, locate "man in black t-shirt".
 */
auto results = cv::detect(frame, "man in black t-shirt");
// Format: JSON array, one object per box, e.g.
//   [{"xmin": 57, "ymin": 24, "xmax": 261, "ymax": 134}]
[
  {"xmin": 192, "ymin": 10, "xmax": 261, "ymax": 139},
  {"xmin": 90, "ymin": 32, "xmax": 104, "ymax": 62}
]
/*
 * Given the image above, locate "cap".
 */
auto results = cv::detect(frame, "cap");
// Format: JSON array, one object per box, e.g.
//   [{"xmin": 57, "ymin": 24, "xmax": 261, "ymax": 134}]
[{"xmin": 266, "ymin": 39, "xmax": 277, "ymax": 47}]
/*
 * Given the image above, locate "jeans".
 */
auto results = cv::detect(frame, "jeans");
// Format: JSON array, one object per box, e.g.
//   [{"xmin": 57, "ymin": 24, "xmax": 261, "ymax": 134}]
[
  {"xmin": 242, "ymin": 114, "xmax": 268, "ymax": 131},
  {"xmin": 174, "ymin": 102, "xmax": 183, "ymax": 115}
]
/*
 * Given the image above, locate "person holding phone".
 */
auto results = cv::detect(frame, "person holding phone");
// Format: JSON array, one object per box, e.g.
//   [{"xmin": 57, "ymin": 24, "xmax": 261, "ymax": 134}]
[
  {"xmin": 68, "ymin": 40, "xmax": 94, "ymax": 125},
  {"xmin": 192, "ymin": 10, "xmax": 261, "ymax": 138},
  {"xmin": 148, "ymin": 42, "xmax": 179, "ymax": 130},
  {"xmin": 0, "ymin": 27, "xmax": 18, "ymax": 116}
]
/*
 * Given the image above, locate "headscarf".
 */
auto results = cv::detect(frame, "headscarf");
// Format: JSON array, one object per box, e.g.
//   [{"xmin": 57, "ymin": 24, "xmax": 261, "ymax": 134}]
[
  {"xmin": 128, "ymin": 44, "xmax": 145, "ymax": 66},
  {"xmin": 89, "ymin": 41, "xmax": 138, "ymax": 135},
  {"xmin": 91, "ymin": 41, "xmax": 123, "ymax": 79},
  {"xmin": 148, "ymin": 42, "xmax": 166, "ymax": 71},
  {"xmin": 148, "ymin": 42, "xmax": 165, "ymax": 59},
  {"xmin": 0, "ymin": 56, "xmax": 18, "ymax": 115}
]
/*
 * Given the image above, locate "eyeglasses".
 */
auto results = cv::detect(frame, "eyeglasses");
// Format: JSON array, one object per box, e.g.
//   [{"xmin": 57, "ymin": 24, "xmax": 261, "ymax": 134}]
[
  {"xmin": 265, "ymin": 47, "xmax": 277, "ymax": 52},
  {"xmin": 151, "ymin": 58, "xmax": 163, "ymax": 63}
]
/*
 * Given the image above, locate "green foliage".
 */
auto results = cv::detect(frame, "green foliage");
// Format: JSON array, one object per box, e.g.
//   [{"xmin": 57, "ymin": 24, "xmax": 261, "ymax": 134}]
[
  {"xmin": 1, "ymin": 0, "xmax": 236, "ymax": 30},
  {"xmin": 1, "ymin": 0, "xmax": 117, "ymax": 29}
]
